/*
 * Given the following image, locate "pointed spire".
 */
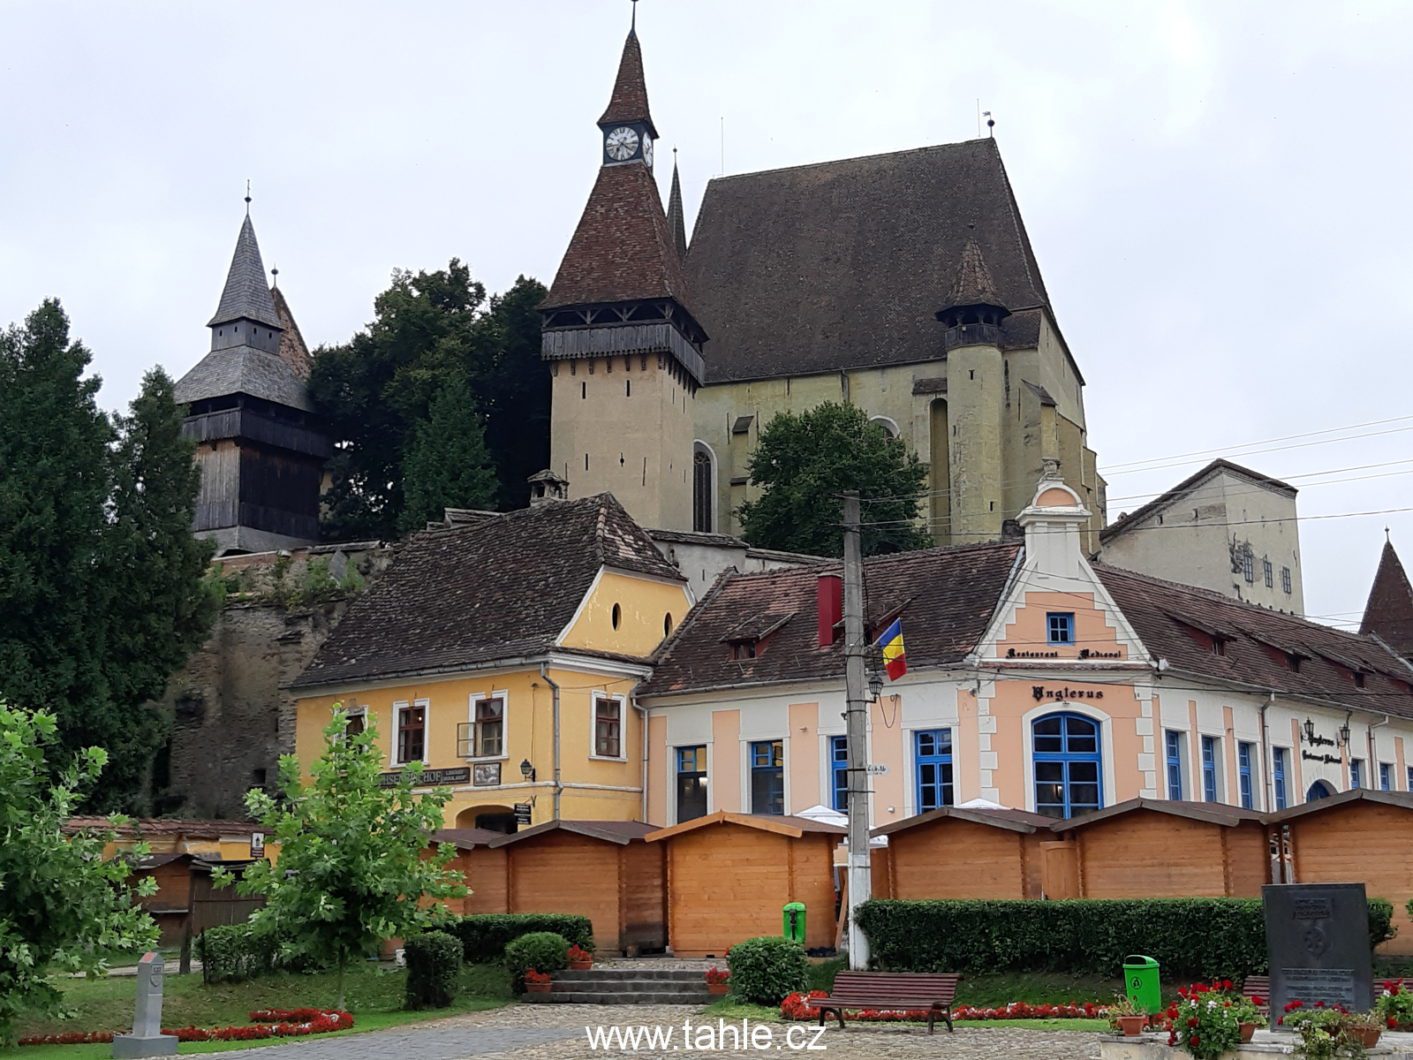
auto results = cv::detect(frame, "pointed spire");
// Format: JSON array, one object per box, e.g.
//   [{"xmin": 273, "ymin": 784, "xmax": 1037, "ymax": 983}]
[
  {"xmin": 271, "ymin": 285, "xmax": 313, "ymax": 380},
  {"xmin": 598, "ymin": 26, "xmax": 657, "ymax": 137},
  {"xmin": 1360, "ymin": 537, "xmax": 1413, "ymax": 659},
  {"xmin": 944, "ymin": 236, "xmax": 1006, "ymax": 312},
  {"xmin": 666, "ymin": 149, "xmax": 687, "ymax": 260},
  {"xmin": 208, "ymin": 214, "xmax": 282, "ymax": 330}
]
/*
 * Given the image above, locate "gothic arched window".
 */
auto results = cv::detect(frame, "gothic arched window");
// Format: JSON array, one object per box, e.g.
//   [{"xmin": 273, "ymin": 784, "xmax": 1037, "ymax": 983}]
[{"xmin": 692, "ymin": 443, "xmax": 714, "ymax": 533}]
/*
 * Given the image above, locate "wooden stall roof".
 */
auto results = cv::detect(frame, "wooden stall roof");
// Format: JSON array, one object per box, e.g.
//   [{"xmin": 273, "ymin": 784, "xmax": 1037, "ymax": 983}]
[
  {"xmin": 488, "ymin": 820, "xmax": 657, "ymax": 848},
  {"xmin": 873, "ymin": 806, "xmax": 1056, "ymax": 837},
  {"xmin": 645, "ymin": 811, "xmax": 847, "ymax": 843},
  {"xmin": 1050, "ymin": 797, "xmax": 1266, "ymax": 832},
  {"xmin": 430, "ymin": 827, "xmax": 507, "ymax": 850},
  {"xmin": 134, "ymin": 852, "xmax": 198, "ymax": 870},
  {"xmin": 65, "ymin": 816, "xmax": 262, "ymax": 838},
  {"xmin": 1266, "ymin": 788, "xmax": 1413, "ymax": 824}
]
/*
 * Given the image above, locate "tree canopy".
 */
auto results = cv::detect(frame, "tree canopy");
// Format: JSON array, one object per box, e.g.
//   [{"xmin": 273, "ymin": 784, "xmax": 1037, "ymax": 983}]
[
  {"xmin": 738, "ymin": 401, "xmax": 932, "ymax": 557},
  {"xmin": 0, "ymin": 703, "xmax": 158, "ymax": 1043},
  {"xmin": 222, "ymin": 709, "xmax": 465, "ymax": 1009},
  {"xmin": 309, "ymin": 263, "xmax": 548, "ymax": 539},
  {"xmin": 0, "ymin": 301, "xmax": 216, "ymax": 812}
]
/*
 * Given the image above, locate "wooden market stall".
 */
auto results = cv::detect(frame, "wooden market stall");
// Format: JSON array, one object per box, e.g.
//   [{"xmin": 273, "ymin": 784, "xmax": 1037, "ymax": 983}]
[
  {"xmin": 872, "ymin": 806, "xmax": 1056, "ymax": 900},
  {"xmin": 489, "ymin": 821, "xmax": 664, "ymax": 954},
  {"xmin": 431, "ymin": 827, "xmax": 509, "ymax": 915},
  {"xmin": 646, "ymin": 812, "xmax": 844, "ymax": 958},
  {"xmin": 1051, "ymin": 798, "xmax": 1269, "ymax": 899},
  {"xmin": 1274, "ymin": 789, "xmax": 1413, "ymax": 954}
]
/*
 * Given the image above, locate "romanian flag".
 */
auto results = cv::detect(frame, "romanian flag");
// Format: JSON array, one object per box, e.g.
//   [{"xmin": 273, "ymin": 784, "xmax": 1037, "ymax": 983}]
[{"xmin": 876, "ymin": 618, "xmax": 907, "ymax": 681}]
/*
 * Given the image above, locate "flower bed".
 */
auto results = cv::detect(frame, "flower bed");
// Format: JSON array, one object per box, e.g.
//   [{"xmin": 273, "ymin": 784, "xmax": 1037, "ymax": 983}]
[
  {"xmin": 19, "ymin": 1008, "xmax": 353, "ymax": 1046},
  {"xmin": 780, "ymin": 991, "xmax": 1106, "ymax": 1022}
]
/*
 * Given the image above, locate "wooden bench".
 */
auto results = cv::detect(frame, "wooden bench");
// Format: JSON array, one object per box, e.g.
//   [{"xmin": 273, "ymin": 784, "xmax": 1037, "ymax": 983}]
[
  {"xmin": 1241, "ymin": 976, "xmax": 1270, "ymax": 1016},
  {"xmin": 807, "ymin": 971, "xmax": 960, "ymax": 1033}
]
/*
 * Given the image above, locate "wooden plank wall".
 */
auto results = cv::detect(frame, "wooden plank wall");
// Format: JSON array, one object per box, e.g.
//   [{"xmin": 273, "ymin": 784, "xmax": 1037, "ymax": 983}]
[
  {"xmin": 619, "ymin": 841, "xmax": 667, "ymax": 953},
  {"xmin": 664, "ymin": 826, "xmax": 838, "ymax": 957},
  {"xmin": 459, "ymin": 847, "xmax": 509, "ymax": 915},
  {"xmin": 886, "ymin": 821, "xmax": 1039, "ymax": 899},
  {"xmin": 507, "ymin": 832, "xmax": 622, "ymax": 952},
  {"xmin": 1289, "ymin": 802, "xmax": 1413, "ymax": 954},
  {"xmin": 1074, "ymin": 812, "xmax": 1267, "ymax": 898}
]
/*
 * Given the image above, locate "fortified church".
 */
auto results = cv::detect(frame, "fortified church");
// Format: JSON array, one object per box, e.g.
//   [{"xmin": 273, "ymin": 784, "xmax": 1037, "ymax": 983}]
[{"xmin": 541, "ymin": 22, "xmax": 1104, "ymax": 548}]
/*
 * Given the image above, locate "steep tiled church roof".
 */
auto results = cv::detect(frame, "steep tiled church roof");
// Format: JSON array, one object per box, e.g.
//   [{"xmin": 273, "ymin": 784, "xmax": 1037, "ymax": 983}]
[
  {"xmin": 541, "ymin": 162, "xmax": 692, "ymax": 310},
  {"xmin": 598, "ymin": 29, "xmax": 656, "ymax": 136},
  {"xmin": 1361, "ymin": 539, "xmax": 1413, "ymax": 659},
  {"xmin": 943, "ymin": 236, "xmax": 1006, "ymax": 311},
  {"xmin": 174, "ymin": 343, "xmax": 314, "ymax": 411},
  {"xmin": 666, "ymin": 154, "xmax": 687, "ymax": 261},
  {"xmin": 271, "ymin": 286, "xmax": 313, "ymax": 380},
  {"xmin": 292, "ymin": 494, "xmax": 683, "ymax": 689},
  {"xmin": 684, "ymin": 138, "xmax": 1052, "ymax": 383},
  {"xmin": 207, "ymin": 215, "xmax": 281, "ymax": 329}
]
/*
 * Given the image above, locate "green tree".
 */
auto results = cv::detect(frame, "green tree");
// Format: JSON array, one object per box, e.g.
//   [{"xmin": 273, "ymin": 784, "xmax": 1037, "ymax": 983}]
[
  {"xmin": 739, "ymin": 401, "xmax": 932, "ymax": 557},
  {"xmin": 222, "ymin": 709, "xmax": 466, "ymax": 1009},
  {"xmin": 0, "ymin": 304, "xmax": 215, "ymax": 812},
  {"xmin": 0, "ymin": 702, "xmax": 158, "ymax": 1043},
  {"xmin": 309, "ymin": 263, "xmax": 547, "ymax": 538},
  {"xmin": 399, "ymin": 371, "xmax": 498, "ymax": 533}
]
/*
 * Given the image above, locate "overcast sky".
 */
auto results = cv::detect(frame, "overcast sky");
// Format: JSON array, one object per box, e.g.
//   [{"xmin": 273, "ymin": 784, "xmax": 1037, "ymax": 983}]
[{"xmin": 2, "ymin": 0, "xmax": 1409, "ymax": 626}]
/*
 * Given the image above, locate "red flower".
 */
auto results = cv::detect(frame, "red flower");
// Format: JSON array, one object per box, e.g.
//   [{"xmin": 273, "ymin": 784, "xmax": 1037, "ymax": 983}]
[
  {"xmin": 1189, "ymin": 1035, "xmax": 1200, "ymax": 1047},
  {"xmin": 1187, "ymin": 1016, "xmax": 1199, "ymax": 1028}
]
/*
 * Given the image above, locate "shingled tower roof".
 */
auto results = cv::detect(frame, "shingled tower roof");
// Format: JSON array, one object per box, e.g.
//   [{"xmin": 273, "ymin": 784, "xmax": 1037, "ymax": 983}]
[
  {"xmin": 1361, "ymin": 538, "xmax": 1413, "ymax": 659},
  {"xmin": 942, "ymin": 236, "xmax": 1007, "ymax": 313},
  {"xmin": 598, "ymin": 29, "xmax": 657, "ymax": 137},
  {"xmin": 666, "ymin": 152, "xmax": 688, "ymax": 260},
  {"xmin": 208, "ymin": 215, "xmax": 281, "ymax": 329},
  {"xmin": 271, "ymin": 285, "xmax": 313, "ymax": 380}
]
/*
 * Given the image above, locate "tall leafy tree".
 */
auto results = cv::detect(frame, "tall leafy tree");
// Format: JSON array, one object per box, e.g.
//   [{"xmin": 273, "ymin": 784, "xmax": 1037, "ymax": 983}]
[
  {"xmin": 739, "ymin": 401, "xmax": 932, "ymax": 557},
  {"xmin": 0, "ymin": 302, "xmax": 215, "ymax": 812},
  {"xmin": 399, "ymin": 371, "xmax": 498, "ymax": 533},
  {"xmin": 0, "ymin": 702, "xmax": 158, "ymax": 1043},
  {"xmin": 221, "ymin": 709, "xmax": 465, "ymax": 1009},
  {"xmin": 309, "ymin": 263, "xmax": 547, "ymax": 538}
]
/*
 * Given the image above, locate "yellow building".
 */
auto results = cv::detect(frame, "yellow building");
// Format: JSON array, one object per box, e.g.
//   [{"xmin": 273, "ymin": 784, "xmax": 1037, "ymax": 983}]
[{"xmin": 289, "ymin": 493, "xmax": 693, "ymax": 831}]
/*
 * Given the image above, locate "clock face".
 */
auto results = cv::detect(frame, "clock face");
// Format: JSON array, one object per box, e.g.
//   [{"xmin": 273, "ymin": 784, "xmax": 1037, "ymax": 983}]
[
  {"xmin": 605, "ymin": 126, "xmax": 640, "ymax": 161},
  {"xmin": 642, "ymin": 137, "xmax": 654, "ymax": 167}
]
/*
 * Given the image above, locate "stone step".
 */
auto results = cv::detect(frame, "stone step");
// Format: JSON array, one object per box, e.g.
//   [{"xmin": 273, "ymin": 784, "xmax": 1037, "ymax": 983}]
[
  {"xmin": 556, "ymin": 968, "xmax": 708, "ymax": 982},
  {"xmin": 552, "ymin": 978, "xmax": 710, "ymax": 995},
  {"xmin": 526, "ymin": 989, "xmax": 715, "ymax": 1005}
]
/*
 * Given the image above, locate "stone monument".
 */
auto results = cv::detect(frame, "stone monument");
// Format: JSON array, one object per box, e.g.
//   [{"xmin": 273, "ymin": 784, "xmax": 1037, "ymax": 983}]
[
  {"xmin": 112, "ymin": 952, "xmax": 178, "ymax": 1058},
  {"xmin": 1262, "ymin": 883, "xmax": 1373, "ymax": 1017}
]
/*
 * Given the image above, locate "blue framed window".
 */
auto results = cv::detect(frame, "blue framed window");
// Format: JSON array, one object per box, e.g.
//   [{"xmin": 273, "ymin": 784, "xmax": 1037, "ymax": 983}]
[
  {"xmin": 1032, "ymin": 712, "xmax": 1102, "ymax": 818},
  {"xmin": 1273, "ymin": 747, "xmax": 1289, "ymax": 810},
  {"xmin": 675, "ymin": 745, "xmax": 708, "ymax": 823},
  {"xmin": 1350, "ymin": 758, "xmax": 1363, "ymax": 790},
  {"xmin": 830, "ymin": 735, "xmax": 849, "ymax": 812},
  {"xmin": 1165, "ymin": 730, "xmax": 1184, "ymax": 800},
  {"xmin": 914, "ymin": 729, "xmax": 954, "ymax": 812},
  {"xmin": 1380, "ymin": 762, "xmax": 1393, "ymax": 792},
  {"xmin": 750, "ymin": 739, "xmax": 784, "ymax": 815},
  {"xmin": 1408, "ymin": 765, "xmax": 1413, "ymax": 792},
  {"xmin": 1046, "ymin": 612, "xmax": 1076, "ymax": 645},
  {"xmin": 1201, "ymin": 735, "xmax": 1219, "ymax": 802},
  {"xmin": 1238, "ymin": 742, "xmax": 1254, "ymax": 809}
]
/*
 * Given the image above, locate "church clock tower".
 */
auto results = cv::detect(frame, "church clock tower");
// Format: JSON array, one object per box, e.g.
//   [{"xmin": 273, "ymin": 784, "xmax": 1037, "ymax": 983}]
[{"xmin": 541, "ymin": 21, "xmax": 706, "ymax": 532}]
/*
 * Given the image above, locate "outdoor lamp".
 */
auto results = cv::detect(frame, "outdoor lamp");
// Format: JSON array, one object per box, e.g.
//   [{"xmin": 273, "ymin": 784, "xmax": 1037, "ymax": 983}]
[
  {"xmin": 868, "ymin": 668, "xmax": 885, "ymax": 700},
  {"xmin": 1338, "ymin": 723, "xmax": 1352, "ymax": 748},
  {"xmin": 1303, "ymin": 718, "xmax": 1316, "ymax": 744},
  {"xmin": 520, "ymin": 758, "xmax": 535, "ymax": 782}
]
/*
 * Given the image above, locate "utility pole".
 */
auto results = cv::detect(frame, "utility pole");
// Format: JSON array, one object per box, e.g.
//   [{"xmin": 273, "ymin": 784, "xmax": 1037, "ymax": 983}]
[{"xmin": 841, "ymin": 491, "xmax": 872, "ymax": 969}]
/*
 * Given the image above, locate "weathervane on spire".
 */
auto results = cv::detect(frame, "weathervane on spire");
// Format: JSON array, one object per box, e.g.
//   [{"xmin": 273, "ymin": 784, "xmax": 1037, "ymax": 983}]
[
  {"xmin": 631, "ymin": 0, "xmax": 638, "ymax": 32},
  {"xmin": 271, "ymin": 265, "xmax": 279, "ymax": 289},
  {"xmin": 244, "ymin": 179, "xmax": 252, "ymax": 215},
  {"xmin": 983, "ymin": 111, "xmax": 995, "ymax": 137}
]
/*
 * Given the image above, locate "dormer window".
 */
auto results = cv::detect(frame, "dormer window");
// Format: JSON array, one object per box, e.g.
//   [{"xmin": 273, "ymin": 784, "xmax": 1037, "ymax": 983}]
[{"xmin": 731, "ymin": 639, "xmax": 758, "ymax": 661}]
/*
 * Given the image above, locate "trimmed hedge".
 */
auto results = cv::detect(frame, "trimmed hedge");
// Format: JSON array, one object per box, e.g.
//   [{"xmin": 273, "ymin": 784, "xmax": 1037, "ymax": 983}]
[
  {"xmin": 199, "ymin": 924, "xmax": 280, "ymax": 983},
  {"xmin": 404, "ymin": 931, "xmax": 463, "ymax": 1009},
  {"xmin": 727, "ymin": 936, "xmax": 810, "ymax": 1005},
  {"xmin": 449, "ymin": 914, "xmax": 593, "ymax": 963},
  {"xmin": 857, "ymin": 898, "xmax": 1398, "ymax": 981},
  {"xmin": 504, "ymin": 932, "xmax": 569, "ymax": 990}
]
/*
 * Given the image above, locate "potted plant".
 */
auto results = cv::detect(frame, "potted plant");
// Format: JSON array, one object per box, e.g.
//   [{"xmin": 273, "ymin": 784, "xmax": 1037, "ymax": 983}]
[
  {"xmin": 1284, "ymin": 1007, "xmax": 1364, "ymax": 1060},
  {"xmin": 1345, "ymin": 1011, "xmax": 1383, "ymax": 1049},
  {"xmin": 567, "ymin": 944, "xmax": 593, "ymax": 972},
  {"xmin": 1231, "ymin": 994, "xmax": 1266, "ymax": 1042},
  {"xmin": 1167, "ymin": 982, "xmax": 1243, "ymax": 1059},
  {"xmin": 1108, "ymin": 993, "xmax": 1147, "ymax": 1037},
  {"xmin": 705, "ymin": 967, "xmax": 730, "ymax": 997},
  {"xmin": 524, "ymin": 969, "xmax": 553, "ymax": 995},
  {"xmin": 1375, "ymin": 979, "xmax": 1413, "ymax": 1031}
]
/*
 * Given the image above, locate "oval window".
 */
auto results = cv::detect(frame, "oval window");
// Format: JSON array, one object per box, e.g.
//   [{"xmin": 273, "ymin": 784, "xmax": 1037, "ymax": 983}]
[
  {"xmin": 611, "ymin": 603, "xmax": 622, "ymax": 630},
  {"xmin": 664, "ymin": 613, "xmax": 674, "ymax": 636}
]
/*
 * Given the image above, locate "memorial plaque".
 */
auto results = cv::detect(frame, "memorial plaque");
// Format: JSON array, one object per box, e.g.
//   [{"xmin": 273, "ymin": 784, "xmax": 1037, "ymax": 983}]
[
  {"xmin": 378, "ymin": 766, "xmax": 470, "ymax": 788},
  {"xmin": 111, "ymin": 952, "xmax": 178, "ymax": 1057},
  {"xmin": 1262, "ymin": 883, "xmax": 1372, "ymax": 1017}
]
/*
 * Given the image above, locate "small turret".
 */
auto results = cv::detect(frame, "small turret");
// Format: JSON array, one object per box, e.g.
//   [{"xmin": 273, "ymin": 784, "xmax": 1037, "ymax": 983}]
[{"xmin": 936, "ymin": 237, "xmax": 1010, "ymax": 351}]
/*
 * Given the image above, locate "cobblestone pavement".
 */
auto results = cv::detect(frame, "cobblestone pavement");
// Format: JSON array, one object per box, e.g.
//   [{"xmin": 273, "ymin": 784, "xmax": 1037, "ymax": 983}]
[{"xmin": 218, "ymin": 1002, "xmax": 1104, "ymax": 1059}]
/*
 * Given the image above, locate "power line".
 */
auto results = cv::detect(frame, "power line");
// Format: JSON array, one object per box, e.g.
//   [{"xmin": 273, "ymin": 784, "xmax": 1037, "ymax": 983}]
[{"xmin": 856, "ymin": 505, "xmax": 1413, "ymax": 532}]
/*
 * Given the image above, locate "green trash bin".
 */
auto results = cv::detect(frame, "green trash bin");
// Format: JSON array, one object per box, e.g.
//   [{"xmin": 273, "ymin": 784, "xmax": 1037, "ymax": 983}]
[
  {"xmin": 783, "ymin": 902, "xmax": 806, "ymax": 944},
  {"xmin": 1123, "ymin": 954, "xmax": 1161, "ymax": 1014}
]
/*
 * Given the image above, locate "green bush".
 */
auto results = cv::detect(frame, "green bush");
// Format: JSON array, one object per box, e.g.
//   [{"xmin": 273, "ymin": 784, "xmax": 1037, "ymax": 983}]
[
  {"xmin": 403, "ymin": 930, "xmax": 463, "ymax": 1010},
  {"xmin": 450, "ymin": 914, "xmax": 593, "ymax": 963},
  {"xmin": 727, "ymin": 936, "xmax": 809, "ymax": 1005},
  {"xmin": 199, "ymin": 924, "xmax": 280, "ymax": 983},
  {"xmin": 857, "ymin": 898, "xmax": 1397, "ymax": 981},
  {"xmin": 503, "ymin": 931, "xmax": 569, "ymax": 989}
]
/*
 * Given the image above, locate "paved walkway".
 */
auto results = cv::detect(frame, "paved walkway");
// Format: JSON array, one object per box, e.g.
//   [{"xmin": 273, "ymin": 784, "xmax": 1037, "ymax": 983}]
[{"xmin": 216, "ymin": 1002, "xmax": 1106, "ymax": 1059}]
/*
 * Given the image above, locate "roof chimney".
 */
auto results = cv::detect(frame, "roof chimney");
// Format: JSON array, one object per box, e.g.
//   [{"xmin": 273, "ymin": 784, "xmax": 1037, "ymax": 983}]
[
  {"xmin": 527, "ymin": 469, "xmax": 569, "ymax": 507},
  {"xmin": 817, "ymin": 573, "xmax": 843, "ymax": 647}
]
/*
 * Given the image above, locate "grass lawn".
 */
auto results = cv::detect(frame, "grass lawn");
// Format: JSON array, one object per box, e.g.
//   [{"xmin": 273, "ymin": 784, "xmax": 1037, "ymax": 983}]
[
  {"xmin": 3, "ymin": 962, "xmax": 511, "ymax": 1058},
  {"xmin": 806, "ymin": 959, "xmax": 1128, "ymax": 1007}
]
